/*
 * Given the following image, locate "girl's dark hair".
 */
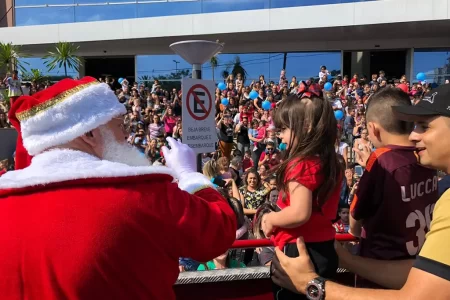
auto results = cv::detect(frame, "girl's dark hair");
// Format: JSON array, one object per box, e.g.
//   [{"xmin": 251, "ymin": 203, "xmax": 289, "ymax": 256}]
[
  {"xmin": 227, "ymin": 197, "xmax": 245, "ymax": 229},
  {"xmin": 253, "ymin": 202, "xmax": 277, "ymax": 239},
  {"xmin": 273, "ymin": 94, "xmax": 342, "ymax": 209}
]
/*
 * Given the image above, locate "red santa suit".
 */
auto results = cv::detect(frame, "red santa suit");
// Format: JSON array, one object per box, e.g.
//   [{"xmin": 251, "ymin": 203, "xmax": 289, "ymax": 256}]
[{"xmin": 0, "ymin": 77, "xmax": 237, "ymax": 300}]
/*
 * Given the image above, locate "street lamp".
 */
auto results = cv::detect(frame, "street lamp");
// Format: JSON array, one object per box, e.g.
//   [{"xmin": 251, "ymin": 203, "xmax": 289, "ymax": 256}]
[
  {"xmin": 169, "ymin": 40, "xmax": 224, "ymax": 79},
  {"xmin": 173, "ymin": 60, "xmax": 180, "ymax": 72}
]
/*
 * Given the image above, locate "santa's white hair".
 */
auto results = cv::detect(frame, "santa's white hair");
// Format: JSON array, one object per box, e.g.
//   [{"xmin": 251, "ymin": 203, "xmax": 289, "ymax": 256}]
[{"xmin": 99, "ymin": 126, "xmax": 151, "ymax": 167}]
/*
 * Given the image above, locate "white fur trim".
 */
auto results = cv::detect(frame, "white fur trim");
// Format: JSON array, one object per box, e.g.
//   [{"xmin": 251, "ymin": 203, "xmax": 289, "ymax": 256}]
[
  {"xmin": 0, "ymin": 149, "xmax": 177, "ymax": 189},
  {"xmin": 177, "ymin": 173, "xmax": 215, "ymax": 194},
  {"xmin": 21, "ymin": 83, "xmax": 126, "ymax": 156}
]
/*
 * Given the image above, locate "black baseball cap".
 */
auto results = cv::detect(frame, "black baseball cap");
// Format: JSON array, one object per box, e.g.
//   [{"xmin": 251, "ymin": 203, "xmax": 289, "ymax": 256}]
[{"xmin": 393, "ymin": 84, "xmax": 450, "ymax": 120}]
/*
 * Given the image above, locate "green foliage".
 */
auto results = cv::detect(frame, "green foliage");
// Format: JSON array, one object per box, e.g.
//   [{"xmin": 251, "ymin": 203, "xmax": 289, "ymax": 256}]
[
  {"xmin": 138, "ymin": 75, "xmax": 152, "ymax": 89},
  {"xmin": 43, "ymin": 42, "xmax": 82, "ymax": 77},
  {"xmin": 210, "ymin": 55, "xmax": 219, "ymax": 82},
  {"xmin": 0, "ymin": 42, "xmax": 29, "ymax": 74},
  {"xmin": 21, "ymin": 69, "xmax": 47, "ymax": 84},
  {"xmin": 230, "ymin": 56, "xmax": 248, "ymax": 82},
  {"xmin": 152, "ymin": 69, "xmax": 192, "ymax": 91}
]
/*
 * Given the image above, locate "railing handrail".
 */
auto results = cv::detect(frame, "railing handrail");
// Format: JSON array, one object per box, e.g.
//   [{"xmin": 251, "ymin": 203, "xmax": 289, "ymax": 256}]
[{"xmin": 230, "ymin": 233, "xmax": 356, "ymax": 249}]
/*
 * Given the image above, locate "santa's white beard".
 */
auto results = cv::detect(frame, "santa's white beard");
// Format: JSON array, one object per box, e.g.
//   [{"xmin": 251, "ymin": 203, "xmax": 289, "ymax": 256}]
[{"xmin": 100, "ymin": 127, "xmax": 151, "ymax": 167}]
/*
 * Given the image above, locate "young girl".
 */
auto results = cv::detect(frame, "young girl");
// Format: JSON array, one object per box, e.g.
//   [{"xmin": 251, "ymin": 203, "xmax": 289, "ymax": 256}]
[{"xmin": 262, "ymin": 93, "xmax": 343, "ymax": 300}]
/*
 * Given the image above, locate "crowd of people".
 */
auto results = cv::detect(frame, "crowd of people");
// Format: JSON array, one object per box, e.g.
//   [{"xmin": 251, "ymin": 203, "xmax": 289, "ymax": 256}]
[{"xmin": 1, "ymin": 65, "xmax": 450, "ymax": 294}]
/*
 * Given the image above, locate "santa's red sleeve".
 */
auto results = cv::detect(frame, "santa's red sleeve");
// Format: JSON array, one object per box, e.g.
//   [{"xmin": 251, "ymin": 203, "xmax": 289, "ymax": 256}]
[{"xmin": 168, "ymin": 173, "xmax": 237, "ymax": 262}]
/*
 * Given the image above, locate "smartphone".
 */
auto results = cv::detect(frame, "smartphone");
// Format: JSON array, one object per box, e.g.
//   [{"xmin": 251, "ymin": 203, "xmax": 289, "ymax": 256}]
[
  {"xmin": 212, "ymin": 177, "xmax": 227, "ymax": 188},
  {"xmin": 355, "ymin": 165, "xmax": 364, "ymax": 177}
]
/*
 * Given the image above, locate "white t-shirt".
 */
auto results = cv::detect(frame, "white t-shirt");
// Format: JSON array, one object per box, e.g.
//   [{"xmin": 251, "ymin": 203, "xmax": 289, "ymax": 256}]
[
  {"xmin": 6, "ymin": 77, "xmax": 21, "ymax": 97},
  {"xmin": 333, "ymin": 99, "xmax": 343, "ymax": 109},
  {"xmin": 336, "ymin": 142, "xmax": 349, "ymax": 156}
]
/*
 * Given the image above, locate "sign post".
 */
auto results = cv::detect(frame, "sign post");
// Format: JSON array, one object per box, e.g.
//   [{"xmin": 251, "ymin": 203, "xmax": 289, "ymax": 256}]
[
  {"xmin": 182, "ymin": 78, "xmax": 217, "ymax": 154},
  {"xmin": 170, "ymin": 40, "xmax": 224, "ymax": 172}
]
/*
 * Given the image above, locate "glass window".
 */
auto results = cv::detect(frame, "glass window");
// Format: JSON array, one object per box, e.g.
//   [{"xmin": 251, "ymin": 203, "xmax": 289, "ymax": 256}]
[
  {"xmin": 75, "ymin": 4, "xmax": 136, "ymax": 22},
  {"xmin": 136, "ymin": 52, "xmax": 341, "ymax": 85},
  {"xmin": 270, "ymin": 0, "xmax": 374, "ymax": 9},
  {"xmin": 15, "ymin": 0, "xmax": 74, "ymax": 6},
  {"xmin": 413, "ymin": 49, "xmax": 450, "ymax": 84},
  {"xmin": 15, "ymin": 7, "xmax": 75, "ymax": 26},
  {"xmin": 202, "ymin": 0, "xmax": 269, "ymax": 14},
  {"xmin": 287, "ymin": 52, "xmax": 341, "ymax": 81},
  {"xmin": 137, "ymin": 1, "xmax": 202, "ymax": 18}
]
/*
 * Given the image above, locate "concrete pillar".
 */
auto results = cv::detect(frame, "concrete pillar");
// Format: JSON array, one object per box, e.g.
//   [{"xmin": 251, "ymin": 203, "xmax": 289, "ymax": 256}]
[
  {"xmin": 351, "ymin": 51, "xmax": 370, "ymax": 78},
  {"xmin": 405, "ymin": 48, "xmax": 414, "ymax": 83},
  {"xmin": 78, "ymin": 57, "xmax": 85, "ymax": 78},
  {"xmin": 134, "ymin": 55, "xmax": 138, "ymax": 83},
  {"xmin": 0, "ymin": 0, "xmax": 14, "ymax": 28}
]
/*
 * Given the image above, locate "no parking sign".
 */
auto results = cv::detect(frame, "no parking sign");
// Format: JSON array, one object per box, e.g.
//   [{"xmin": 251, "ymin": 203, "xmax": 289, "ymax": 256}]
[{"xmin": 182, "ymin": 78, "xmax": 217, "ymax": 154}]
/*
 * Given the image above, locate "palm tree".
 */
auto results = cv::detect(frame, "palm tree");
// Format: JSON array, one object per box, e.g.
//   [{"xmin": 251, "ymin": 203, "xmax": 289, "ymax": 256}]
[
  {"xmin": 22, "ymin": 69, "xmax": 47, "ymax": 84},
  {"xmin": 0, "ymin": 42, "xmax": 29, "ymax": 73},
  {"xmin": 210, "ymin": 55, "xmax": 219, "ymax": 82},
  {"xmin": 230, "ymin": 56, "xmax": 247, "ymax": 82},
  {"xmin": 43, "ymin": 42, "xmax": 82, "ymax": 77}
]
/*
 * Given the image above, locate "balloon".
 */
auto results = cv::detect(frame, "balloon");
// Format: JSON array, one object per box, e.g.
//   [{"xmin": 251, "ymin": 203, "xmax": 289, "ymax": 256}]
[
  {"xmin": 218, "ymin": 82, "xmax": 226, "ymax": 91},
  {"xmin": 262, "ymin": 100, "xmax": 271, "ymax": 111},
  {"xmin": 324, "ymin": 82, "xmax": 333, "ymax": 91},
  {"xmin": 221, "ymin": 98, "xmax": 229, "ymax": 106},
  {"xmin": 118, "ymin": 77, "xmax": 124, "ymax": 84},
  {"xmin": 249, "ymin": 90, "xmax": 259, "ymax": 100},
  {"xmin": 279, "ymin": 143, "xmax": 287, "ymax": 151},
  {"xmin": 334, "ymin": 110, "xmax": 344, "ymax": 120},
  {"xmin": 416, "ymin": 72, "xmax": 426, "ymax": 81},
  {"xmin": 327, "ymin": 74, "xmax": 332, "ymax": 81}
]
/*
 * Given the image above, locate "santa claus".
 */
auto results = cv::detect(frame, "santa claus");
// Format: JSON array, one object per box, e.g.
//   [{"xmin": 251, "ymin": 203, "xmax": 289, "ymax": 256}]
[{"xmin": 0, "ymin": 77, "xmax": 236, "ymax": 299}]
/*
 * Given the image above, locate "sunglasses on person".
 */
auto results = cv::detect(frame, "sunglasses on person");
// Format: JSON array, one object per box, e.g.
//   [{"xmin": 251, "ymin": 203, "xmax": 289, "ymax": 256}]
[{"xmin": 266, "ymin": 148, "xmax": 274, "ymax": 152}]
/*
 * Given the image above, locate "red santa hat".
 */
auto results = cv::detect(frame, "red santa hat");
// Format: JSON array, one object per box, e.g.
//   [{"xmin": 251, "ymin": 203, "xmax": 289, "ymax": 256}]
[{"xmin": 8, "ymin": 76, "xmax": 126, "ymax": 169}]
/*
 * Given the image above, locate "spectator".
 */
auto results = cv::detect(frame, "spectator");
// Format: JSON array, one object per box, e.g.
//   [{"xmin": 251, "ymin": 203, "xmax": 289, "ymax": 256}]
[
  {"xmin": 333, "ymin": 205, "xmax": 350, "ymax": 234},
  {"xmin": 239, "ymin": 169, "xmax": 271, "ymax": 220},
  {"xmin": 350, "ymin": 88, "xmax": 438, "ymax": 288},
  {"xmin": 216, "ymin": 111, "xmax": 234, "ymax": 160},
  {"xmin": 235, "ymin": 116, "xmax": 251, "ymax": 154}
]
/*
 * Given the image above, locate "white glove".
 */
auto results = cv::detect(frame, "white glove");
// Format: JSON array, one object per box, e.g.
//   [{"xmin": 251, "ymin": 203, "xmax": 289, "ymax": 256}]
[{"xmin": 161, "ymin": 137, "xmax": 196, "ymax": 179}]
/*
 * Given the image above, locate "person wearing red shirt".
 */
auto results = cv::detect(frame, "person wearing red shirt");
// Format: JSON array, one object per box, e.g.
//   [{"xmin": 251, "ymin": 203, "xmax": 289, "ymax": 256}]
[
  {"xmin": 0, "ymin": 77, "xmax": 236, "ymax": 300},
  {"xmin": 262, "ymin": 94, "xmax": 342, "ymax": 300},
  {"xmin": 258, "ymin": 141, "xmax": 281, "ymax": 169}
]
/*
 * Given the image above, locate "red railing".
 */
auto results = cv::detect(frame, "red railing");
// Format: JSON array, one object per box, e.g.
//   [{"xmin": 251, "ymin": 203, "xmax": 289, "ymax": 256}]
[{"xmin": 230, "ymin": 233, "xmax": 356, "ymax": 249}]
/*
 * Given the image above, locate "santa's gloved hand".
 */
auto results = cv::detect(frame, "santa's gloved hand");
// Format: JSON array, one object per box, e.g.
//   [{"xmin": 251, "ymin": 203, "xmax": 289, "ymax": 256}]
[
  {"xmin": 161, "ymin": 137, "xmax": 196, "ymax": 179},
  {"xmin": 162, "ymin": 137, "xmax": 214, "ymax": 194}
]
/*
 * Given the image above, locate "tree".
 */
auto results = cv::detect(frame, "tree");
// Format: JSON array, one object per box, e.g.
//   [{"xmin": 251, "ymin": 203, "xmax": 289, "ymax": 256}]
[
  {"xmin": 138, "ymin": 75, "xmax": 152, "ymax": 89},
  {"xmin": 0, "ymin": 42, "xmax": 29, "ymax": 74},
  {"xmin": 22, "ymin": 69, "xmax": 47, "ymax": 84},
  {"xmin": 152, "ymin": 69, "xmax": 192, "ymax": 91},
  {"xmin": 43, "ymin": 42, "xmax": 82, "ymax": 77},
  {"xmin": 210, "ymin": 55, "xmax": 219, "ymax": 82},
  {"xmin": 230, "ymin": 56, "xmax": 247, "ymax": 82}
]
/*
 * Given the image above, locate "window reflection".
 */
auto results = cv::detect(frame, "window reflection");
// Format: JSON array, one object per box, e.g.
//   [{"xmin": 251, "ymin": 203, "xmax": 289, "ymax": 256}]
[
  {"xmin": 15, "ymin": 0, "xmax": 74, "ymax": 6},
  {"xmin": 413, "ymin": 50, "xmax": 450, "ymax": 84},
  {"xmin": 15, "ymin": 7, "xmax": 75, "ymax": 26},
  {"xmin": 201, "ymin": 0, "xmax": 269, "ymax": 14},
  {"xmin": 15, "ymin": 0, "xmax": 379, "ymax": 25},
  {"xmin": 75, "ymin": 4, "xmax": 136, "ymax": 22},
  {"xmin": 137, "ymin": 2, "xmax": 201, "ymax": 18}
]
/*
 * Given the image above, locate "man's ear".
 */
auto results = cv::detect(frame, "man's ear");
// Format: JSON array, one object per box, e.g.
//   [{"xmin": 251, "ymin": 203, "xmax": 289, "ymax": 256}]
[{"xmin": 79, "ymin": 128, "xmax": 102, "ymax": 149}]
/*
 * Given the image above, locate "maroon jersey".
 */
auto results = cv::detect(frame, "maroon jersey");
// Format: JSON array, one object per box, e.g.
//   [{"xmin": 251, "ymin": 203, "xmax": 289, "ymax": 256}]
[{"xmin": 351, "ymin": 145, "xmax": 438, "ymax": 260}]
